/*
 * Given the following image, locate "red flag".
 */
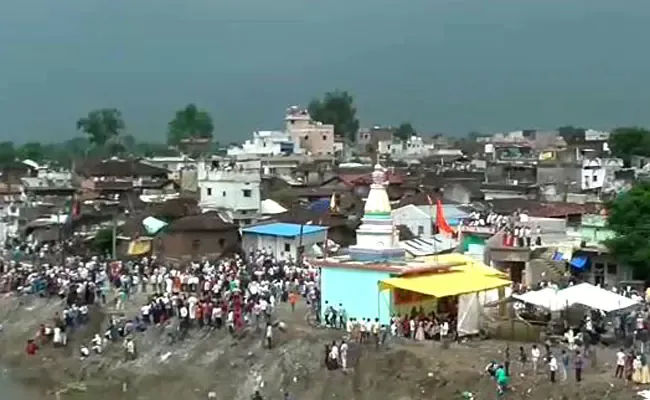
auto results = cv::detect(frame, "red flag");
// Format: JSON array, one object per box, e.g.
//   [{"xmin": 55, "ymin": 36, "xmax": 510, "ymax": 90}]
[{"xmin": 435, "ymin": 200, "xmax": 456, "ymax": 237}]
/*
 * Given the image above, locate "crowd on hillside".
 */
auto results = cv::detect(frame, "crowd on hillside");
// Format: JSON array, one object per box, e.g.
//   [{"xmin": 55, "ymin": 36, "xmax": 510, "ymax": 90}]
[{"xmin": 1, "ymin": 243, "xmax": 323, "ymax": 363}]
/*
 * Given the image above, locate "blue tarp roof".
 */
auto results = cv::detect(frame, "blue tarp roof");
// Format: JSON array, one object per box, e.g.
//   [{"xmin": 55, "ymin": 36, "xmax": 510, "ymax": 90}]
[
  {"xmin": 308, "ymin": 198, "xmax": 330, "ymax": 213},
  {"xmin": 552, "ymin": 251, "xmax": 565, "ymax": 261},
  {"xmin": 242, "ymin": 222, "xmax": 328, "ymax": 238},
  {"xmin": 570, "ymin": 255, "xmax": 589, "ymax": 270}
]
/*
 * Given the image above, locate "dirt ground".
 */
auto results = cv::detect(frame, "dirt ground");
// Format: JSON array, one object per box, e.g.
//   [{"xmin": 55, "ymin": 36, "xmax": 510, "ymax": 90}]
[{"xmin": 0, "ymin": 293, "xmax": 646, "ymax": 400}]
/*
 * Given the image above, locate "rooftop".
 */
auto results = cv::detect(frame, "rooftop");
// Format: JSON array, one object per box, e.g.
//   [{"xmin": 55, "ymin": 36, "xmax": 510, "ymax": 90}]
[{"xmin": 241, "ymin": 222, "xmax": 328, "ymax": 238}]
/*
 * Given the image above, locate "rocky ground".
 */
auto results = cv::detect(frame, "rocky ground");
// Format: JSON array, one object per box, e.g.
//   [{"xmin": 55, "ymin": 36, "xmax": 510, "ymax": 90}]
[{"xmin": 0, "ymin": 292, "xmax": 646, "ymax": 400}]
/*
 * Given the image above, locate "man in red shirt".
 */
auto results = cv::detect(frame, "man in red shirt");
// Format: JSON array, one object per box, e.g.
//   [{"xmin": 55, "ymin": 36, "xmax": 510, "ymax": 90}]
[{"xmin": 26, "ymin": 339, "xmax": 38, "ymax": 355}]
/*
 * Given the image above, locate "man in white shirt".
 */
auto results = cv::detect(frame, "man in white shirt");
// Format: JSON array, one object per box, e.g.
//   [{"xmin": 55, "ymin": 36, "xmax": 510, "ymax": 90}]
[
  {"xmin": 531, "ymin": 345, "xmax": 541, "ymax": 374},
  {"xmin": 340, "ymin": 341, "xmax": 349, "ymax": 370},
  {"xmin": 265, "ymin": 324, "xmax": 273, "ymax": 349},
  {"xmin": 548, "ymin": 354, "xmax": 558, "ymax": 383},
  {"xmin": 615, "ymin": 348, "xmax": 626, "ymax": 378}
]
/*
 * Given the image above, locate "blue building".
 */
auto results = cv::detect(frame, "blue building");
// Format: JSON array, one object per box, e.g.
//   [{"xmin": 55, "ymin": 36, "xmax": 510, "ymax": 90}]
[
  {"xmin": 319, "ymin": 262, "xmax": 394, "ymax": 325},
  {"xmin": 242, "ymin": 222, "xmax": 328, "ymax": 261}
]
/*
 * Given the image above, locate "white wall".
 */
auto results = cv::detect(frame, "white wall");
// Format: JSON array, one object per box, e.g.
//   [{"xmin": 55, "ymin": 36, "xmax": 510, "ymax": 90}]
[
  {"xmin": 227, "ymin": 131, "xmax": 301, "ymax": 157},
  {"xmin": 241, "ymin": 230, "xmax": 328, "ymax": 260},
  {"xmin": 581, "ymin": 159, "xmax": 605, "ymax": 190},
  {"xmin": 391, "ymin": 205, "xmax": 432, "ymax": 237},
  {"xmin": 197, "ymin": 160, "xmax": 261, "ymax": 212}
]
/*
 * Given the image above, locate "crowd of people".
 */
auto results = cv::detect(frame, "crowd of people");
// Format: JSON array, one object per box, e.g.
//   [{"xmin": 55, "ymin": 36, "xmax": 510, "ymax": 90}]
[
  {"xmin": 461, "ymin": 210, "xmax": 543, "ymax": 247},
  {"xmin": 0, "ymin": 245, "xmax": 323, "ymax": 363}
]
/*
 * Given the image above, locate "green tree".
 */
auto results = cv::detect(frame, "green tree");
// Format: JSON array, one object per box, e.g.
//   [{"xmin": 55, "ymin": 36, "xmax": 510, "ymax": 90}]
[
  {"xmin": 167, "ymin": 104, "xmax": 214, "ymax": 146},
  {"xmin": 0, "ymin": 142, "xmax": 16, "ymax": 167},
  {"xmin": 605, "ymin": 182, "xmax": 650, "ymax": 279},
  {"xmin": 609, "ymin": 127, "xmax": 650, "ymax": 160},
  {"xmin": 17, "ymin": 142, "xmax": 45, "ymax": 163},
  {"xmin": 308, "ymin": 91, "xmax": 359, "ymax": 142},
  {"xmin": 76, "ymin": 108, "xmax": 126, "ymax": 147},
  {"xmin": 92, "ymin": 228, "xmax": 114, "ymax": 256},
  {"xmin": 394, "ymin": 122, "xmax": 416, "ymax": 141}
]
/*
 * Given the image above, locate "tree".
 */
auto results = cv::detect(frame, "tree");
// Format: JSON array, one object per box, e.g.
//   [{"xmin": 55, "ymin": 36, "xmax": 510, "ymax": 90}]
[
  {"xmin": 17, "ymin": 142, "xmax": 44, "ymax": 163},
  {"xmin": 167, "ymin": 104, "xmax": 214, "ymax": 146},
  {"xmin": 76, "ymin": 108, "xmax": 126, "ymax": 147},
  {"xmin": 394, "ymin": 122, "xmax": 416, "ymax": 141},
  {"xmin": 0, "ymin": 142, "xmax": 16, "ymax": 167},
  {"xmin": 605, "ymin": 182, "xmax": 650, "ymax": 280},
  {"xmin": 609, "ymin": 127, "xmax": 650, "ymax": 160},
  {"xmin": 92, "ymin": 228, "xmax": 114, "ymax": 256},
  {"xmin": 308, "ymin": 91, "xmax": 359, "ymax": 142}
]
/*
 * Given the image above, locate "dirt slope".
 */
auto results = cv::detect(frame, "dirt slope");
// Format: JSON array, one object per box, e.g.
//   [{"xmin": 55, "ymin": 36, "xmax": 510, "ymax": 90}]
[{"xmin": 0, "ymin": 295, "xmax": 643, "ymax": 400}]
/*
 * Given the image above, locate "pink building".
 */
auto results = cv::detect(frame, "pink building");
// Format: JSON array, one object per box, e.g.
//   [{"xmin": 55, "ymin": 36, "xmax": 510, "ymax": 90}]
[{"xmin": 285, "ymin": 106, "xmax": 334, "ymax": 156}]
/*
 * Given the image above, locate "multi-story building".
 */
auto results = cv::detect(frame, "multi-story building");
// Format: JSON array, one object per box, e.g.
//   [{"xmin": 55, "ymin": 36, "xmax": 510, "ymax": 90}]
[
  {"xmin": 377, "ymin": 136, "xmax": 431, "ymax": 158},
  {"xmin": 197, "ymin": 158, "xmax": 261, "ymax": 225},
  {"xmin": 357, "ymin": 126, "xmax": 395, "ymax": 152},
  {"xmin": 143, "ymin": 156, "xmax": 196, "ymax": 180},
  {"xmin": 227, "ymin": 130, "xmax": 301, "ymax": 157},
  {"xmin": 285, "ymin": 106, "xmax": 335, "ymax": 156}
]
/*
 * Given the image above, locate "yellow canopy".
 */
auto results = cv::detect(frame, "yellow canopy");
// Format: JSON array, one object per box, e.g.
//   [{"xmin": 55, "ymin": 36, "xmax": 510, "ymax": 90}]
[
  {"xmin": 379, "ymin": 269, "xmax": 511, "ymax": 298},
  {"xmin": 128, "ymin": 238, "xmax": 151, "ymax": 256},
  {"xmin": 417, "ymin": 253, "xmax": 508, "ymax": 278}
]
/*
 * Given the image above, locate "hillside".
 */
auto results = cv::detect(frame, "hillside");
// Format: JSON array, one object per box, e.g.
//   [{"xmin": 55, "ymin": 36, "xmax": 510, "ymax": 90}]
[{"xmin": 0, "ymin": 294, "xmax": 641, "ymax": 400}]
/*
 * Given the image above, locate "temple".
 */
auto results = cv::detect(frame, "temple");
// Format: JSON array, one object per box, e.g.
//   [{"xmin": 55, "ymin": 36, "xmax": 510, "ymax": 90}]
[{"xmin": 348, "ymin": 163, "xmax": 405, "ymax": 261}]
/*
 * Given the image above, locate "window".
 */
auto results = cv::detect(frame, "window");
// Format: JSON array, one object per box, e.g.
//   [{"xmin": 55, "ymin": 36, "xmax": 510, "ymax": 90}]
[
  {"xmin": 242, "ymin": 189, "xmax": 252, "ymax": 197},
  {"xmin": 222, "ymin": 191, "xmax": 226, "ymax": 197},
  {"xmin": 206, "ymin": 187, "xmax": 212, "ymax": 196},
  {"xmin": 242, "ymin": 219, "xmax": 251, "ymax": 225},
  {"xmin": 593, "ymin": 175, "xmax": 598, "ymax": 182},
  {"xmin": 218, "ymin": 238, "xmax": 226, "ymax": 248},
  {"xmin": 417, "ymin": 225, "xmax": 424, "ymax": 235},
  {"xmin": 191, "ymin": 239, "xmax": 201, "ymax": 251},
  {"xmin": 284, "ymin": 243, "xmax": 291, "ymax": 252},
  {"xmin": 322, "ymin": 135, "xmax": 327, "ymax": 141},
  {"xmin": 607, "ymin": 263, "xmax": 617, "ymax": 275}
]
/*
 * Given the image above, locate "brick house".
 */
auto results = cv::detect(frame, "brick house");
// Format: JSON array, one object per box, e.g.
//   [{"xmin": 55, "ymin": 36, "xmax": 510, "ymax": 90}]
[{"xmin": 156, "ymin": 211, "xmax": 240, "ymax": 260}]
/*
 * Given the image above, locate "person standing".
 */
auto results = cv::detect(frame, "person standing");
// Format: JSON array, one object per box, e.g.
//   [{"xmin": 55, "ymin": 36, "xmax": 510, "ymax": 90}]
[
  {"xmin": 340, "ymin": 340, "xmax": 349, "ymax": 370},
  {"xmin": 575, "ymin": 350, "xmax": 583, "ymax": 382},
  {"xmin": 615, "ymin": 348, "xmax": 626, "ymax": 378},
  {"xmin": 561, "ymin": 349, "xmax": 570, "ymax": 381},
  {"xmin": 548, "ymin": 353, "xmax": 558, "ymax": 383},
  {"xmin": 504, "ymin": 345, "xmax": 511, "ymax": 377},
  {"xmin": 519, "ymin": 346, "xmax": 527, "ymax": 370},
  {"xmin": 531, "ymin": 345, "xmax": 541, "ymax": 374},
  {"xmin": 265, "ymin": 323, "xmax": 273, "ymax": 349}
]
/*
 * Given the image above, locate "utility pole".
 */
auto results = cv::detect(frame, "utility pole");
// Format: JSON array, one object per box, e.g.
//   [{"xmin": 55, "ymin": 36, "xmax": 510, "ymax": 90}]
[{"xmin": 111, "ymin": 214, "xmax": 117, "ymax": 259}]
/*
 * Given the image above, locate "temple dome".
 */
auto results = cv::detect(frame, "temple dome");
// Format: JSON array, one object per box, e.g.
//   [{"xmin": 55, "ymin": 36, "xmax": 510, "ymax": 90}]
[{"xmin": 363, "ymin": 163, "xmax": 392, "ymax": 217}]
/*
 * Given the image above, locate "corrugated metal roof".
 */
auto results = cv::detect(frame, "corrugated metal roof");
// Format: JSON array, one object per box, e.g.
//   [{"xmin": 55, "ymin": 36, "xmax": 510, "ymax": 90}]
[
  {"xmin": 242, "ymin": 222, "xmax": 328, "ymax": 237},
  {"xmin": 399, "ymin": 235, "xmax": 459, "ymax": 256}
]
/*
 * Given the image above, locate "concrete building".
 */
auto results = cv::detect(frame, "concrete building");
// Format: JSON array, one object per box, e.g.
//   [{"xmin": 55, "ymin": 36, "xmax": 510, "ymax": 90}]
[
  {"xmin": 241, "ymin": 222, "xmax": 328, "ymax": 261},
  {"xmin": 285, "ymin": 106, "xmax": 335, "ymax": 156},
  {"xmin": 227, "ymin": 130, "xmax": 301, "ymax": 157},
  {"xmin": 377, "ymin": 136, "xmax": 431, "ymax": 158},
  {"xmin": 392, "ymin": 204, "xmax": 469, "ymax": 238},
  {"xmin": 143, "ymin": 156, "xmax": 195, "ymax": 180},
  {"xmin": 569, "ymin": 214, "xmax": 633, "ymax": 286},
  {"xmin": 357, "ymin": 126, "xmax": 395, "ymax": 151},
  {"xmin": 197, "ymin": 158, "xmax": 261, "ymax": 224}
]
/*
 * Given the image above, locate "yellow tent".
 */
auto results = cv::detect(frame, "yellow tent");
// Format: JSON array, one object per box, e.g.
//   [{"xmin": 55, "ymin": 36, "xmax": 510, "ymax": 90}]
[
  {"xmin": 379, "ymin": 269, "xmax": 511, "ymax": 298},
  {"xmin": 417, "ymin": 253, "xmax": 509, "ymax": 279},
  {"xmin": 127, "ymin": 238, "xmax": 152, "ymax": 256}
]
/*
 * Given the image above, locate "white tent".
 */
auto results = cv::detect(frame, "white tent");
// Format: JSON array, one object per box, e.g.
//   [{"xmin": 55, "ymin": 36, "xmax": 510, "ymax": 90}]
[
  {"xmin": 560, "ymin": 283, "xmax": 639, "ymax": 313},
  {"xmin": 512, "ymin": 287, "xmax": 567, "ymax": 312},
  {"xmin": 512, "ymin": 283, "xmax": 640, "ymax": 313},
  {"xmin": 260, "ymin": 199, "xmax": 287, "ymax": 215}
]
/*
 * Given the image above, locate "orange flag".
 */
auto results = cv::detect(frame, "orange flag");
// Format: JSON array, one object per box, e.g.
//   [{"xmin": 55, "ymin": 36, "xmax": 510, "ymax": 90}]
[{"xmin": 435, "ymin": 199, "xmax": 456, "ymax": 237}]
